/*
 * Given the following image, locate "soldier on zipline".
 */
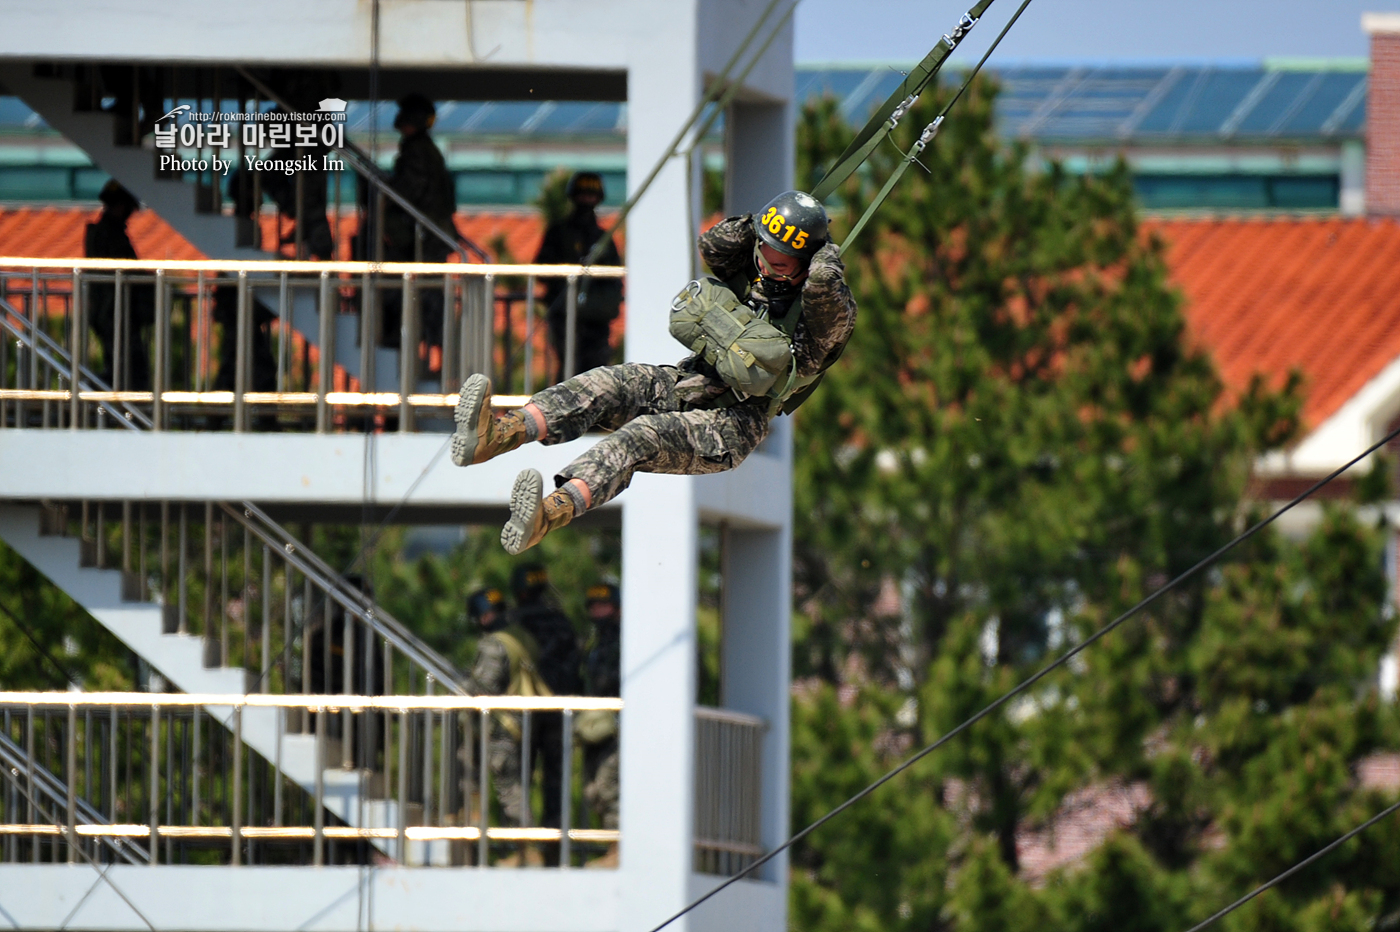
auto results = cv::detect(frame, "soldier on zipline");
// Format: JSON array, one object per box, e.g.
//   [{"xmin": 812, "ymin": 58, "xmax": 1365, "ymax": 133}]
[{"xmin": 451, "ymin": 190, "xmax": 856, "ymax": 554}]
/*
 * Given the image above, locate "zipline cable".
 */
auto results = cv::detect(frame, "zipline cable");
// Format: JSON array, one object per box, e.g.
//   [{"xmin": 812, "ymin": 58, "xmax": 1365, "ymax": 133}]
[
  {"xmin": 581, "ymin": 0, "xmax": 799, "ymax": 266},
  {"xmin": 840, "ymin": 0, "xmax": 1035, "ymax": 252},
  {"xmin": 812, "ymin": 0, "xmax": 998, "ymax": 203},
  {"xmin": 644, "ymin": 419, "xmax": 1400, "ymax": 931},
  {"xmin": 1183, "ymin": 798, "xmax": 1400, "ymax": 932}
]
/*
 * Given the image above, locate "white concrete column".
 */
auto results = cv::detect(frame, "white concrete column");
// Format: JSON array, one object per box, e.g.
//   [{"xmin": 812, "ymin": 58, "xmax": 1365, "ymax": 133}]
[
  {"xmin": 726, "ymin": 100, "xmax": 796, "ymax": 213},
  {"xmin": 719, "ymin": 477, "xmax": 793, "ymax": 888},
  {"xmin": 619, "ymin": 5, "xmax": 703, "ymax": 931},
  {"xmin": 1342, "ymin": 139, "xmax": 1367, "ymax": 217}
]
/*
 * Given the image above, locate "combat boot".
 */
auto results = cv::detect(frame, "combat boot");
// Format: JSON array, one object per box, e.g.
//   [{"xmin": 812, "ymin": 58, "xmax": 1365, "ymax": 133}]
[
  {"xmin": 502, "ymin": 469, "xmax": 578, "ymax": 555},
  {"xmin": 451, "ymin": 374, "xmax": 530, "ymax": 466}
]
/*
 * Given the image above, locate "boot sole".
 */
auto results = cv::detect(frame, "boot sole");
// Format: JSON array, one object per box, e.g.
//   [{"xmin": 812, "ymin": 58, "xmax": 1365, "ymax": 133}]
[
  {"xmin": 450, "ymin": 374, "xmax": 492, "ymax": 467},
  {"xmin": 502, "ymin": 469, "xmax": 544, "ymax": 555}
]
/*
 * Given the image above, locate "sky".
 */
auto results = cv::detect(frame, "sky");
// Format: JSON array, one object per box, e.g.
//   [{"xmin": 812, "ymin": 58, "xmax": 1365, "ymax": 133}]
[{"xmin": 794, "ymin": 0, "xmax": 1400, "ymax": 65}]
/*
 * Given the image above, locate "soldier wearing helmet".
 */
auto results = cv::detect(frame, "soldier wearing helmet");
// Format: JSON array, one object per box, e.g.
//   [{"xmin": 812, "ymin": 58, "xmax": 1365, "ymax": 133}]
[
  {"xmin": 451, "ymin": 189, "xmax": 856, "ymax": 554},
  {"xmin": 379, "ymin": 92, "xmax": 456, "ymax": 349},
  {"xmin": 85, "ymin": 180, "xmax": 155, "ymax": 391},
  {"xmin": 534, "ymin": 171, "xmax": 623, "ymax": 379}
]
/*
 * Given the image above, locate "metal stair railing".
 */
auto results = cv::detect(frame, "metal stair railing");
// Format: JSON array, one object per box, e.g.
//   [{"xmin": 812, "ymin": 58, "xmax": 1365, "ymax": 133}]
[
  {"xmin": 0, "ymin": 727, "xmax": 148, "ymax": 865},
  {"xmin": 0, "ymin": 259, "xmax": 622, "ymax": 433},
  {"xmin": 1, "ymin": 693, "xmax": 624, "ymax": 868}
]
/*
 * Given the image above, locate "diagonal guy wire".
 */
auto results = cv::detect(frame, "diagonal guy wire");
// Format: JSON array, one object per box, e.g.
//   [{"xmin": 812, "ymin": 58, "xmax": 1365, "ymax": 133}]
[
  {"xmin": 5, "ymin": 778, "xmax": 156, "ymax": 931},
  {"xmin": 645, "ymin": 422, "xmax": 1400, "ymax": 931},
  {"xmin": 1182, "ymin": 798, "xmax": 1400, "ymax": 932}
]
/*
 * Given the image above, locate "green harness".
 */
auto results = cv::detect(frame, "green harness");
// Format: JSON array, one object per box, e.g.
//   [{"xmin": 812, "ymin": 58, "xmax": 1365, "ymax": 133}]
[{"xmin": 668, "ymin": 276, "xmax": 829, "ymax": 417}]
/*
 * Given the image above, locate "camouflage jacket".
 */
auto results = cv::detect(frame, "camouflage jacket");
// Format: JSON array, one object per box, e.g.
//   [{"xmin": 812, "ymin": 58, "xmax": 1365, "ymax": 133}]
[
  {"xmin": 697, "ymin": 215, "xmax": 857, "ymax": 378},
  {"xmin": 470, "ymin": 631, "xmax": 513, "ymax": 696}
]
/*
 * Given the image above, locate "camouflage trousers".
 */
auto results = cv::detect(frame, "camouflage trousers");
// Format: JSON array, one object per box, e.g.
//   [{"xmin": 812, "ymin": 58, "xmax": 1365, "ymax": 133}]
[
  {"xmin": 528, "ymin": 362, "xmax": 772, "ymax": 508},
  {"xmin": 583, "ymin": 736, "xmax": 619, "ymax": 830}
]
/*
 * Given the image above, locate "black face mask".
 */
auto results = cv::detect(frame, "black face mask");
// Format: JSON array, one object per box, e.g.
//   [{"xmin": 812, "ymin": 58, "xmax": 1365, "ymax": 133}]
[{"xmin": 757, "ymin": 274, "xmax": 802, "ymax": 300}]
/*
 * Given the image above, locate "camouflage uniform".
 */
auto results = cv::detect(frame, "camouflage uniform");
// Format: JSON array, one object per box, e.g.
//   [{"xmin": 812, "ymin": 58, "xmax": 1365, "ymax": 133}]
[
  {"xmin": 534, "ymin": 207, "xmax": 623, "ymax": 379},
  {"xmin": 528, "ymin": 214, "xmax": 857, "ymax": 508},
  {"xmin": 582, "ymin": 615, "xmax": 620, "ymax": 829},
  {"xmin": 470, "ymin": 623, "xmax": 545, "ymax": 826},
  {"xmin": 382, "ymin": 130, "xmax": 457, "ymax": 348},
  {"xmin": 385, "ymin": 132, "xmax": 457, "ymax": 264}
]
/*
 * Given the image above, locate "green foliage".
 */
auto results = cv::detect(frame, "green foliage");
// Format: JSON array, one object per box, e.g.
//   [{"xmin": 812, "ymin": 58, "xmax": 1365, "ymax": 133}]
[
  {"xmin": 790, "ymin": 682, "xmax": 955, "ymax": 931},
  {"xmin": 537, "ymin": 167, "xmax": 574, "ymax": 227},
  {"xmin": 703, "ymin": 162, "xmax": 726, "ymax": 218},
  {"xmin": 788, "ymin": 77, "xmax": 1400, "ymax": 932},
  {"xmin": 0, "ymin": 540, "xmax": 134, "ymax": 691}
]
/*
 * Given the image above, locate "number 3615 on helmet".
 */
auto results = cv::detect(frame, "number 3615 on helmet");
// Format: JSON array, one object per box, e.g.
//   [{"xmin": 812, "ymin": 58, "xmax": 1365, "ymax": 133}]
[{"xmin": 754, "ymin": 190, "xmax": 829, "ymax": 261}]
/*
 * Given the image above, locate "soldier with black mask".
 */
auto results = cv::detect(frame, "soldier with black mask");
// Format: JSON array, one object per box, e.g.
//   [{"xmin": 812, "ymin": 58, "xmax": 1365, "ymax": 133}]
[{"xmin": 534, "ymin": 172, "xmax": 623, "ymax": 380}]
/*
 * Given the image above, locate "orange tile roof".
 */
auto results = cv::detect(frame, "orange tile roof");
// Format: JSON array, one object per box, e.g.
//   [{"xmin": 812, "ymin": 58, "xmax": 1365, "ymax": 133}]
[
  {"xmin": 0, "ymin": 207, "xmax": 593, "ymax": 265},
  {"xmin": 3, "ymin": 207, "xmax": 1397, "ymax": 432},
  {"xmin": 1143, "ymin": 216, "xmax": 1400, "ymax": 429},
  {"xmin": 0, "ymin": 205, "xmax": 205, "ymax": 261}
]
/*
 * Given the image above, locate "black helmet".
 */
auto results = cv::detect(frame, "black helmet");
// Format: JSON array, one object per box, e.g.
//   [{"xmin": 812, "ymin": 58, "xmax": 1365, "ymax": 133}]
[
  {"xmin": 567, "ymin": 171, "xmax": 605, "ymax": 202},
  {"xmin": 98, "ymin": 179, "xmax": 139, "ymax": 213},
  {"xmin": 753, "ymin": 190, "xmax": 828, "ymax": 260},
  {"xmin": 511, "ymin": 563, "xmax": 549, "ymax": 604},
  {"xmin": 394, "ymin": 93, "xmax": 436, "ymax": 130},
  {"xmin": 467, "ymin": 587, "xmax": 505, "ymax": 623}
]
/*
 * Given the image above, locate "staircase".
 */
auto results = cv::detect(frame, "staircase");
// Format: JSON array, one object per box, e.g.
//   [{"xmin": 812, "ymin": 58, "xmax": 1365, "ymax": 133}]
[
  {"xmin": 0, "ymin": 64, "xmax": 260, "ymax": 262},
  {"xmin": 0, "ymin": 303, "xmax": 471, "ymax": 856},
  {"xmin": 0, "ymin": 503, "xmax": 435, "ymax": 845},
  {"xmin": 0, "ymin": 727, "xmax": 148, "ymax": 865}
]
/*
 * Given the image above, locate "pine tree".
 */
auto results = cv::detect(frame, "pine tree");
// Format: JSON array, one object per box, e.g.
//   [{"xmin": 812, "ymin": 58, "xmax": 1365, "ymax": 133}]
[{"xmin": 788, "ymin": 74, "xmax": 1400, "ymax": 932}]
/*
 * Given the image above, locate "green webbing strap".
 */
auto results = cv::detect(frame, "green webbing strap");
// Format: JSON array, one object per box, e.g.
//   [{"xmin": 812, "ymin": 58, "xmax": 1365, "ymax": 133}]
[
  {"xmin": 810, "ymin": 0, "xmax": 997, "ymax": 203},
  {"xmin": 837, "ymin": 0, "xmax": 1036, "ymax": 255},
  {"xmin": 838, "ymin": 120, "xmax": 940, "ymax": 253}
]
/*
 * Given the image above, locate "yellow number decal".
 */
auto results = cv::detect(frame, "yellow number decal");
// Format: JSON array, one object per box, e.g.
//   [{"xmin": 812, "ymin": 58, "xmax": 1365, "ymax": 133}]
[
  {"xmin": 792, "ymin": 231, "xmax": 808, "ymax": 251},
  {"xmin": 781, "ymin": 223, "xmax": 795, "ymax": 243},
  {"xmin": 767, "ymin": 214, "xmax": 785, "ymax": 235},
  {"xmin": 761, "ymin": 207, "xmax": 777, "ymax": 226}
]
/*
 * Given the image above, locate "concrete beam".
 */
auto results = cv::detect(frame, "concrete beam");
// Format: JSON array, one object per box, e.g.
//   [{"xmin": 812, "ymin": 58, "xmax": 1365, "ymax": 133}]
[
  {"xmin": 0, "ymin": 430, "xmax": 787, "ymax": 527},
  {"xmin": 0, "ymin": 864, "xmax": 619, "ymax": 932}
]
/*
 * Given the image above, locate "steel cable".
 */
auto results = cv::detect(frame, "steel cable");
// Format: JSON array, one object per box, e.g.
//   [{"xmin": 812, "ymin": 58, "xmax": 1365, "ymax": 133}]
[
  {"xmin": 645, "ymin": 420, "xmax": 1400, "ymax": 931},
  {"xmin": 841, "ymin": 0, "xmax": 1034, "ymax": 252},
  {"xmin": 1183, "ymin": 798, "xmax": 1400, "ymax": 932}
]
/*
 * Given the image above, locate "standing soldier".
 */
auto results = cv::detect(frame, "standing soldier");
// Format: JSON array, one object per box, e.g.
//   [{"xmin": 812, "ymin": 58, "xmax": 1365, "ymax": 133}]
[
  {"xmin": 534, "ymin": 171, "xmax": 623, "ymax": 380},
  {"xmin": 380, "ymin": 92, "xmax": 457, "ymax": 350},
  {"xmin": 84, "ymin": 180, "xmax": 154, "ymax": 390},
  {"xmin": 466, "ymin": 586, "xmax": 550, "ymax": 860},
  {"xmin": 579, "ymin": 583, "xmax": 620, "ymax": 852},
  {"xmin": 450, "ymin": 190, "xmax": 856, "ymax": 555}
]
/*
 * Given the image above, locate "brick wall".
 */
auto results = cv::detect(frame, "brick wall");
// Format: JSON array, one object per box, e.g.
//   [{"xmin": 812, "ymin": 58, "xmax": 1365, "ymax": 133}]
[{"xmin": 1368, "ymin": 24, "xmax": 1400, "ymax": 214}]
